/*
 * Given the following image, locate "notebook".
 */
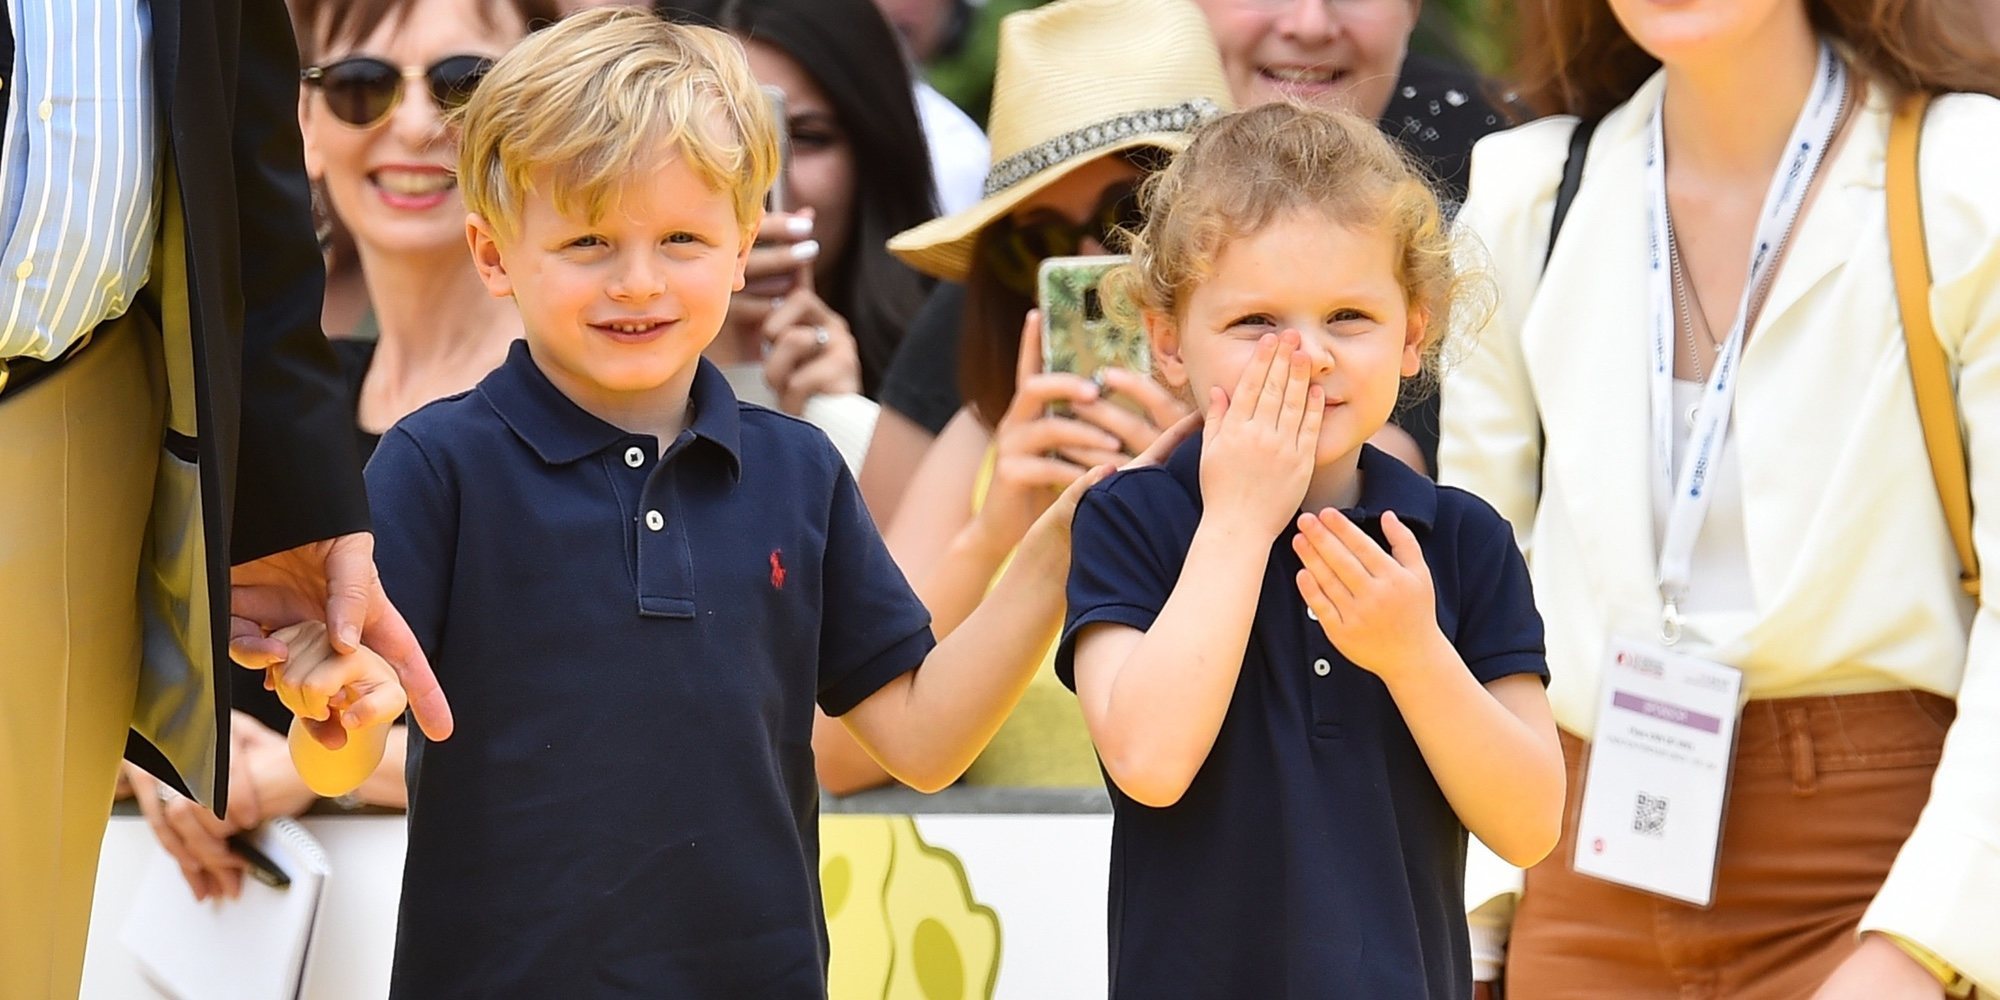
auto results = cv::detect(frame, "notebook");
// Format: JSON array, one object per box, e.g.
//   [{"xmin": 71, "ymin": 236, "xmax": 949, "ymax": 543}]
[{"xmin": 118, "ymin": 817, "xmax": 332, "ymax": 1000}]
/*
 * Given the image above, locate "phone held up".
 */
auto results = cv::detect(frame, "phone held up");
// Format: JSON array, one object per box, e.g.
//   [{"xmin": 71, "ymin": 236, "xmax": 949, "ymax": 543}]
[{"xmin": 1037, "ymin": 255, "xmax": 1151, "ymax": 417}]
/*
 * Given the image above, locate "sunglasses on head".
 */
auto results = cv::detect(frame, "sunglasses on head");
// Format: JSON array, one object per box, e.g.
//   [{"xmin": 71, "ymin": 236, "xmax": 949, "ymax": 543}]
[
  {"xmin": 986, "ymin": 182, "xmax": 1144, "ymax": 296},
  {"xmin": 301, "ymin": 54, "xmax": 494, "ymax": 129}
]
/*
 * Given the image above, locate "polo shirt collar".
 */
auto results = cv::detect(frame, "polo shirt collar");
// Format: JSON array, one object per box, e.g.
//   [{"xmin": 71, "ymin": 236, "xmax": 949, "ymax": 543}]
[
  {"xmin": 480, "ymin": 340, "xmax": 744, "ymax": 477},
  {"xmin": 1164, "ymin": 435, "xmax": 1437, "ymax": 531}
]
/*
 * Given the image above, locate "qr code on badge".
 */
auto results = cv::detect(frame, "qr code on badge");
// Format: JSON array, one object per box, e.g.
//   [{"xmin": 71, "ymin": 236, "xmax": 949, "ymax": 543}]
[{"xmin": 1633, "ymin": 792, "xmax": 1669, "ymax": 838}]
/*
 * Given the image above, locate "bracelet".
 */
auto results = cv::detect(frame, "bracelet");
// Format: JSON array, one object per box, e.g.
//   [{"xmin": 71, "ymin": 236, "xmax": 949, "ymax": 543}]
[{"xmin": 1881, "ymin": 933, "xmax": 1975, "ymax": 999}]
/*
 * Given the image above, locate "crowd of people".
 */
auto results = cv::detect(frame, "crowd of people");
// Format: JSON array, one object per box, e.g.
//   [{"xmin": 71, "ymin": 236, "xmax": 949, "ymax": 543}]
[{"xmin": 6, "ymin": 0, "xmax": 2000, "ymax": 996}]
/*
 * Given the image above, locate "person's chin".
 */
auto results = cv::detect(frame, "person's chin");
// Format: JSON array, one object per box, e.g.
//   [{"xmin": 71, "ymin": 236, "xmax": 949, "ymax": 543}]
[
  {"xmin": 1248, "ymin": 73, "xmax": 1356, "ymax": 111},
  {"xmin": 347, "ymin": 219, "xmax": 465, "ymax": 259},
  {"xmin": 587, "ymin": 358, "xmax": 694, "ymax": 396},
  {"xmin": 1313, "ymin": 416, "xmax": 1367, "ymax": 466}
]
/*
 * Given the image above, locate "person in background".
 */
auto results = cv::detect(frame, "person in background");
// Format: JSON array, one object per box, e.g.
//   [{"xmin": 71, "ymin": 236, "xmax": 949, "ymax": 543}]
[
  {"xmin": 816, "ymin": 0, "xmax": 1221, "ymax": 795},
  {"xmin": 299, "ymin": 0, "xmax": 553, "ymax": 460},
  {"xmin": 659, "ymin": 0, "xmax": 940, "ymax": 469},
  {"xmin": 860, "ymin": 0, "xmax": 1502, "ymax": 520},
  {"xmin": 124, "ymin": 0, "xmax": 556, "ymax": 903},
  {"xmin": 1443, "ymin": 0, "xmax": 2000, "ymax": 994}
]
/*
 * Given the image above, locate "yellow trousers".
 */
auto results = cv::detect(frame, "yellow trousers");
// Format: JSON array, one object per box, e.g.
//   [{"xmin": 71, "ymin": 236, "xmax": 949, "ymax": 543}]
[{"xmin": 0, "ymin": 315, "xmax": 163, "ymax": 999}]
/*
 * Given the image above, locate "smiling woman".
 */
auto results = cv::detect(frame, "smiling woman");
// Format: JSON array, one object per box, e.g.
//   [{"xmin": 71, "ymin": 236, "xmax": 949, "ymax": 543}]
[{"xmin": 292, "ymin": 0, "xmax": 558, "ymax": 460}]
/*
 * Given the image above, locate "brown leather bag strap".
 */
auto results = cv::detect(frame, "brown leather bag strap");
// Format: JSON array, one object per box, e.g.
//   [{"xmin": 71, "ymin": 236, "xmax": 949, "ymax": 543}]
[{"xmin": 1886, "ymin": 93, "xmax": 1981, "ymax": 600}]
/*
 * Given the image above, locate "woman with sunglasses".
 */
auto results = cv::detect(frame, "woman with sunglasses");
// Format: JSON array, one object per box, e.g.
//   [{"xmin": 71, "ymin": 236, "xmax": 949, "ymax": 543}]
[
  {"xmin": 294, "ymin": 0, "xmax": 557, "ymax": 463},
  {"xmin": 121, "ymin": 0, "xmax": 559, "ymax": 904},
  {"xmin": 812, "ymin": 0, "xmax": 1225, "ymax": 795}
]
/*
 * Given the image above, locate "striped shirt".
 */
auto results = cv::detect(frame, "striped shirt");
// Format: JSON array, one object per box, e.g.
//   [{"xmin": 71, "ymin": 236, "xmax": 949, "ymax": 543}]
[{"xmin": 0, "ymin": 0, "xmax": 158, "ymax": 361}]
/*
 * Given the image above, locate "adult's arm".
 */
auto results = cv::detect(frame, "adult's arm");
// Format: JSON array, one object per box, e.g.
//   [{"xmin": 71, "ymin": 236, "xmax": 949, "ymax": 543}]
[
  {"xmin": 1854, "ymin": 92, "xmax": 2000, "ymax": 991},
  {"xmin": 1434, "ymin": 116, "xmax": 1578, "ymax": 982},
  {"xmin": 226, "ymin": 0, "xmax": 368, "ymax": 563},
  {"xmin": 219, "ymin": 1, "xmax": 448, "ymax": 737}
]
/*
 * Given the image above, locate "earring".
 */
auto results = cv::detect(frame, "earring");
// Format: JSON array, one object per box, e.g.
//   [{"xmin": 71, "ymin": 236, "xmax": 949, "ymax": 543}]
[{"xmin": 309, "ymin": 178, "xmax": 334, "ymax": 253}]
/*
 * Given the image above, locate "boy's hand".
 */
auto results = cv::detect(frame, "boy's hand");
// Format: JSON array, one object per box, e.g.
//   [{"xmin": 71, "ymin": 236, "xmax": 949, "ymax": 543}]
[
  {"xmin": 1019, "ymin": 409, "xmax": 1203, "ymax": 554},
  {"xmin": 1292, "ymin": 509, "xmax": 1446, "ymax": 683},
  {"xmin": 1201, "ymin": 330, "xmax": 1322, "ymax": 539},
  {"xmin": 269, "ymin": 621, "xmax": 409, "ymax": 749}
]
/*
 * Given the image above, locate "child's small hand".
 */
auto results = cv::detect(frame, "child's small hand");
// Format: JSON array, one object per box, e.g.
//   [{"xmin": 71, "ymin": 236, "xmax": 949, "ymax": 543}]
[
  {"xmin": 1292, "ymin": 509, "xmax": 1447, "ymax": 682},
  {"xmin": 1014, "ymin": 410, "xmax": 1201, "ymax": 572},
  {"xmin": 269, "ymin": 621, "xmax": 408, "ymax": 749},
  {"xmin": 1201, "ymin": 330, "xmax": 1323, "ymax": 539}
]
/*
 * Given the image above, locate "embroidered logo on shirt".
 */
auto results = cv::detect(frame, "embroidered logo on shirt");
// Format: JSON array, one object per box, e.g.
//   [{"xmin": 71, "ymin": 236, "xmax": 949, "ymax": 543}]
[{"xmin": 770, "ymin": 549, "xmax": 787, "ymax": 590}]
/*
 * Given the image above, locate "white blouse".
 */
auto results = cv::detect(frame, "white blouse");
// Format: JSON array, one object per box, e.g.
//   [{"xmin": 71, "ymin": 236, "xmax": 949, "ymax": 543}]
[{"xmin": 1441, "ymin": 72, "xmax": 2000, "ymax": 979}]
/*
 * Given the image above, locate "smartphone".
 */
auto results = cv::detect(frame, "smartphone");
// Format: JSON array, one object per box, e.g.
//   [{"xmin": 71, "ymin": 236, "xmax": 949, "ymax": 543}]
[
  {"xmin": 1037, "ymin": 255, "xmax": 1151, "ymax": 416},
  {"xmin": 762, "ymin": 84, "xmax": 791, "ymax": 214}
]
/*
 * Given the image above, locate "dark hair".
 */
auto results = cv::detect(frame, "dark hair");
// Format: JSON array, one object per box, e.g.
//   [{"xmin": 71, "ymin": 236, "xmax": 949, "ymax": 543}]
[
  {"xmin": 286, "ymin": 0, "xmax": 562, "ymax": 64},
  {"xmin": 958, "ymin": 223, "xmax": 1040, "ymax": 428},
  {"xmin": 1510, "ymin": 0, "xmax": 2000, "ymax": 120},
  {"xmin": 658, "ymin": 0, "xmax": 939, "ymax": 397}
]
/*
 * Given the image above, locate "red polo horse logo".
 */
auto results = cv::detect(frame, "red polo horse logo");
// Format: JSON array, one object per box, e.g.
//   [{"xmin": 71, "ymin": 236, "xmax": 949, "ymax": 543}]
[{"xmin": 770, "ymin": 549, "xmax": 787, "ymax": 590}]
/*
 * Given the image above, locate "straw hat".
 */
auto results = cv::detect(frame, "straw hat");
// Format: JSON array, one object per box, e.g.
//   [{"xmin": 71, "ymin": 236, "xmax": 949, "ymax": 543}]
[{"xmin": 888, "ymin": 0, "xmax": 1233, "ymax": 281}]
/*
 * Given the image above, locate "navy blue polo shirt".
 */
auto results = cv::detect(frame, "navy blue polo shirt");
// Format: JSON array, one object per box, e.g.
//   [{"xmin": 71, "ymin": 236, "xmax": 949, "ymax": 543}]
[
  {"xmin": 367, "ymin": 341, "xmax": 934, "ymax": 998},
  {"xmin": 1056, "ymin": 441, "xmax": 1547, "ymax": 999}
]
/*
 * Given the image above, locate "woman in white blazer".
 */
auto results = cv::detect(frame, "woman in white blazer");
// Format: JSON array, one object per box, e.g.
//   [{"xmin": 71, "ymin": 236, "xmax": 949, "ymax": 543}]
[{"xmin": 1441, "ymin": 0, "xmax": 2000, "ymax": 996}]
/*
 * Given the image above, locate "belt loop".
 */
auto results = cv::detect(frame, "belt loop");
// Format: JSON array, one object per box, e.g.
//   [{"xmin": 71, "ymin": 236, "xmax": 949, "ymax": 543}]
[{"xmin": 1783, "ymin": 707, "xmax": 1818, "ymax": 796}]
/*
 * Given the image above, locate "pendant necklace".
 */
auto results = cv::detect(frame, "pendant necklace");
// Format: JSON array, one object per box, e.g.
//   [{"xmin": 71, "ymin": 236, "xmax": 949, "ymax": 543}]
[{"xmin": 1664, "ymin": 219, "xmax": 1717, "ymax": 432}]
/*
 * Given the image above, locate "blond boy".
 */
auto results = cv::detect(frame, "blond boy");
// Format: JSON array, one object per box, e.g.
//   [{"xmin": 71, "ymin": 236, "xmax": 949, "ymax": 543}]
[{"xmin": 281, "ymin": 9, "xmax": 1117, "ymax": 994}]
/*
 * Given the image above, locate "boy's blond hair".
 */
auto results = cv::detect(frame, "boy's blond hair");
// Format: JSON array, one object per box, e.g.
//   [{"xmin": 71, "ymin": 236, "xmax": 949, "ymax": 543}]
[
  {"xmin": 1107, "ymin": 102, "xmax": 1492, "ymax": 390},
  {"xmin": 455, "ymin": 7, "xmax": 779, "ymax": 240}
]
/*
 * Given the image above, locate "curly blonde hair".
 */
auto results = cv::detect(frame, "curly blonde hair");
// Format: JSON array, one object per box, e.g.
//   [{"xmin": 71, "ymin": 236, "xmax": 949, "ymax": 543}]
[{"xmin": 1106, "ymin": 102, "xmax": 1489, "ymax": 389}]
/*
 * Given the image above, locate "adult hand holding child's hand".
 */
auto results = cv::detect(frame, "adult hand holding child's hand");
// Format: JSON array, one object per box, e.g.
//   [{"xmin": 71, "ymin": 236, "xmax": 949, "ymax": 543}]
[
  {"xmin": 1200, "ymin": 330, "xmax": 1323, "ymax": 539},
  {"xmin": 269, "ymin": 621, "xmax": 407, "ymax": 796}
]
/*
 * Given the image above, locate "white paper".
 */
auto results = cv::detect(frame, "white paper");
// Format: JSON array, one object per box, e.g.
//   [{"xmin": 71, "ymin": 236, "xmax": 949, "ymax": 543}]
[
  {"xmin": 118, "ymin": 818, "xmax": 331, "ymax": 1000},
  {"xmin": 1572, "ymin": 640, "xmax": 1743, "ymax": 907}
]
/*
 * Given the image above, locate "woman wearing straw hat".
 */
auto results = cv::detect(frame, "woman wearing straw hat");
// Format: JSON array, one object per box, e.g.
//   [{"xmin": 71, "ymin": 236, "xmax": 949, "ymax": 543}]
[
  {"xmin": 812, "ymin": 0, "xmax": 1228, "ymax": 794},
  {"xmin": 859, "ymin": 1, "xmax": 1507, "ymax": 521}
]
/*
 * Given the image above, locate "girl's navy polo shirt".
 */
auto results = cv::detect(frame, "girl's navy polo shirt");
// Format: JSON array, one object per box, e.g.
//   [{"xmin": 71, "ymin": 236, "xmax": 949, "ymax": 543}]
[
  {"xmin": 1056, "ymin": 441, "xmax": 1548, "ymax": 1000},
  {"xmin": 366, "ymin": 342, "xmax": 934, "ymax": 998}
]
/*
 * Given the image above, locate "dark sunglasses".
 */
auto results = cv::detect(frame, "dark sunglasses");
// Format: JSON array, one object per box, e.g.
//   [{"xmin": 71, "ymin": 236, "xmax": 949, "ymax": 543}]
[
  {"xmin": 301, "ymin": 54, "xmax": 494, "ymax": 129},
  {"xmin": 986, "ymin": 182, "xmax": 1144, "ymax": 296}
]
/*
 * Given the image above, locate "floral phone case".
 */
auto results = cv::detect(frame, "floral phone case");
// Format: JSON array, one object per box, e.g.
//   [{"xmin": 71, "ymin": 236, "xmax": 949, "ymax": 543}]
[{"xmin": 1037, "ymin": 255, "xmax": 1151, "ymax": 417}]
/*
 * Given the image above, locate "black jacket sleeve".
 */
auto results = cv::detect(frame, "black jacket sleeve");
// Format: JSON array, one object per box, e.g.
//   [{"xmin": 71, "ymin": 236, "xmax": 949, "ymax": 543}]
[{"xmin": 223, "ymin": 0, "xmax": 369, "ymax": 562}]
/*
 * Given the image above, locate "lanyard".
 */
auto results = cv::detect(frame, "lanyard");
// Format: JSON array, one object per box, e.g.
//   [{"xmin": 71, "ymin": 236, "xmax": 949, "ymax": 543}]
[{"xmin": 1646, "ymin": 42, "xmax": 1848, "ymax": 644}]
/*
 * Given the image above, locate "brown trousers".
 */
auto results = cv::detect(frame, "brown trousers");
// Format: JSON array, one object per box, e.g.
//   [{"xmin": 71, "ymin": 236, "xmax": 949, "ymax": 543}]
[
  {"xmin": 1507, "ymin": 690, "xmax": 1955, "ymax": 999},
  {"xmin": 0, "ymin": 317, "xmax": 165, "ymax": 1000}
]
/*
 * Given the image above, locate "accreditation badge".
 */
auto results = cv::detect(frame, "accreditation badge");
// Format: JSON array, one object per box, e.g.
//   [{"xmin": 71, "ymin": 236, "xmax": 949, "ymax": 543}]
[{"xmin": 1571, "ymin": 638, "xmax": 1743, "ymax": 907}]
